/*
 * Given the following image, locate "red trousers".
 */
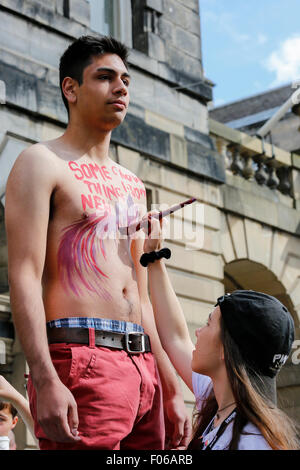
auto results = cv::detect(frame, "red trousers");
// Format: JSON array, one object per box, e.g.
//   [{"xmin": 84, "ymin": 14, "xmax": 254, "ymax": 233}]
[{"xmin": 27, "ymin": 340, "xmax": 165, "ymax": 450}]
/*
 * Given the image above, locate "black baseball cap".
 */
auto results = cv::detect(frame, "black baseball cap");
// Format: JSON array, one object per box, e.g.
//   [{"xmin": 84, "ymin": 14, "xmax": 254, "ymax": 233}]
[{"xmin": 215, "ymin": 290, "xmax": 295, "ymax": 403}]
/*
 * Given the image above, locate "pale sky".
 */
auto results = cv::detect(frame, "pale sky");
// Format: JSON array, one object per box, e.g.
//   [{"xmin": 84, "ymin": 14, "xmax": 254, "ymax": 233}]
[{"xmin": 199, "ymin": 0, "xmax": 300, "ymax": 106}]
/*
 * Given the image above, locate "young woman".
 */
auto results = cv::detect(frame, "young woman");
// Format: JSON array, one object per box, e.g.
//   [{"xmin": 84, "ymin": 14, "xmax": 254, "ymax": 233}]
[{"xmin": 141, "ymin": 214, "xmax": 299, "ymax": 450}]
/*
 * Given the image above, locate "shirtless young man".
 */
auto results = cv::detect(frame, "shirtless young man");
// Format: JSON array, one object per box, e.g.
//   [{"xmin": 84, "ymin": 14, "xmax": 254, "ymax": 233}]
[{"xmin": 5, "ymin": 36, "xmax": 190, "ymax": 450}]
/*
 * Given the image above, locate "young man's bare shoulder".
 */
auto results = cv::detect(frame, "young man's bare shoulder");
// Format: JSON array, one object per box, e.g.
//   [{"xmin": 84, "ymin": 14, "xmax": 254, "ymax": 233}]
[
  {"xmin": 11, "ymin": 142, "xmax": 61, "ymax": 178},
  {"xmin": 17, "ymin": 142, "xmax": 60, "ymax": 165},
  {"xmin": 6, "ymin": 142, "xmax": 63, "ymax": 195}
]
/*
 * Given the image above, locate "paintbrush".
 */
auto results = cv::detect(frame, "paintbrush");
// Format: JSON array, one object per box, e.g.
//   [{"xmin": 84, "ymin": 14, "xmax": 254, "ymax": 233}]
[{"xmin": 119, "ymin": 197, "xmax": 197, "ymax": 236}]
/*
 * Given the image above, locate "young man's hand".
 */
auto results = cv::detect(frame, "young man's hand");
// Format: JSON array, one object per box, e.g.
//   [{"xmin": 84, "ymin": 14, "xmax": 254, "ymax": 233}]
[
  {"xmin": 35, "ymin": 379, "xmax": 81, "ymax": 443},
  {"xmin": 164, "ymin": 395, "xmax": 192, "ymax": 450}
]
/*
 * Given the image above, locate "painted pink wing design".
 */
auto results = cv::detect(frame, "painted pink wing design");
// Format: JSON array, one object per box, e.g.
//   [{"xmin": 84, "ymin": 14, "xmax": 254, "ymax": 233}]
[
  {"xmin": 57, "ymin": 211, "xmax": 112, "ymax": 300},
  {"xmin": 57, "ymin": 195, "xmax": 141, "ymax": 299}
]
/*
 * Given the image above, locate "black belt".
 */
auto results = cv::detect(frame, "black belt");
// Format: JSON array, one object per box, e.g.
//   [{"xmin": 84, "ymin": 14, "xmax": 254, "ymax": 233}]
[{"xmin": 46, "ymin": 326, "xmax": 151, "ymax": 354}]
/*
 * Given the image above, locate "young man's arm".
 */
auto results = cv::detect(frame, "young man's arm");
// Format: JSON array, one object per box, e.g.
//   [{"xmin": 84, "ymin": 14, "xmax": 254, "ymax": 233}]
[
  {"xmin": 5, "ymin": 146, "xmax": 80, "ymax": 444},
  {"xmin": 131, "ymin": 221, "xmax": 192, "ymax": 450}
]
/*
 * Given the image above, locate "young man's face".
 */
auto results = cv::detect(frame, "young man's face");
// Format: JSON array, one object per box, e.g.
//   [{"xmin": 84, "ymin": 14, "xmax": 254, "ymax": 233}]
[
  {"xmin": 0, "ymin": 407, "xmax": 18, "ymax": 437},
  {"xmin": 68, "ymin": 53, "xmax": 130, "ymax": 130}
]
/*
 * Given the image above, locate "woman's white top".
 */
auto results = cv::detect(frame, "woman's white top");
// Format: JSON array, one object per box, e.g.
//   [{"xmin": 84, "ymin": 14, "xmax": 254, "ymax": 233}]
[{"xmin": 192, "ymin": 372, "xmax": 272, "ymax": 450}]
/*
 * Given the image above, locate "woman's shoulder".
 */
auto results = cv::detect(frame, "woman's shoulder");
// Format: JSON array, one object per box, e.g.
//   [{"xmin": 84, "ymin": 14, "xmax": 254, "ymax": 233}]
[
  {"xmin": 238, "ymin": 422, "xmax": 272, "ymax": 450},
  {"xmin": 192, "ymin": 371, "xmax": 213, "ymax": 406}
]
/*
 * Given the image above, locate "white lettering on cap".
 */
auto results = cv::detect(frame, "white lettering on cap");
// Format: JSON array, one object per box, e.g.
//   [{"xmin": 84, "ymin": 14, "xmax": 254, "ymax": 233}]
[{"xmin": 272, "ymin": 353, "xmax": 288, "ymax": 370}]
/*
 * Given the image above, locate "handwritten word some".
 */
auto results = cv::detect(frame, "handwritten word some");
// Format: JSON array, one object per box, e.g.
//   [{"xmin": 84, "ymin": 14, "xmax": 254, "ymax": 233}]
[{"xmin": 69, "ymin": 161, "xmax": 112, "ymax": 182}]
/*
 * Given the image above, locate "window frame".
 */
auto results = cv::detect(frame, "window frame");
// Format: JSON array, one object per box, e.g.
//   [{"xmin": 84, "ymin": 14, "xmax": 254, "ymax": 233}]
[{"xmin": 87, "ymin": 0, "xmax": 132, "ymax": 48}]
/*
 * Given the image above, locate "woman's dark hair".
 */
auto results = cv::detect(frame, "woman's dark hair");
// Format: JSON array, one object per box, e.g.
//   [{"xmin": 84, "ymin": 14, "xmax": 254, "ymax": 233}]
[
  {"xmin": 59, "ymin": 35, "xmax": 129, "ymax": 116},
  {"xmin": 189, "ymin": 316, "xmax": 300, "ymax": 450}
]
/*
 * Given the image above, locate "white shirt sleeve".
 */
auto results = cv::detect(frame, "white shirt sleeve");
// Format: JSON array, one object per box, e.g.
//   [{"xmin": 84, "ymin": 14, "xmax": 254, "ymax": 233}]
[{"xmin": 192, "ymin": 371, "xmax": 213, "ymax": 411}]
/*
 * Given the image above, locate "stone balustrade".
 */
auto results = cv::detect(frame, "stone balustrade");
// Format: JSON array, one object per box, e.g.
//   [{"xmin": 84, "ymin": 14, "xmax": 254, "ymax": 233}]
[{"xmin": 210, "ymin": 118, "xmax": 299, "ymax": 204}]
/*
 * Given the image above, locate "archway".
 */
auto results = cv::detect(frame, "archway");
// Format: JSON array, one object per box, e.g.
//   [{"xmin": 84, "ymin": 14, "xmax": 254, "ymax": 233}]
[{"xmin": 224, "ymin": 259, "xmax": 298, "ymax": 324}]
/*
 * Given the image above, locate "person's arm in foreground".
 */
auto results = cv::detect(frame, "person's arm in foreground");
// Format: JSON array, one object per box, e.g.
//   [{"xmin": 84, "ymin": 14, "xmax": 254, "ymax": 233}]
[
  {"xmin": 0, "ymin": 375, "xmax": 37, "ymax": 445},
  {"xmin": 131, "ymin": 230, "xmax": 191, "ymax": 450},
  {"xmin": 5, "ymin": 147, "xmax": 80, "ymax": 443},
  {"xmin": 142, "ymin": 214, "xmax": 195, "ymax": 392}
]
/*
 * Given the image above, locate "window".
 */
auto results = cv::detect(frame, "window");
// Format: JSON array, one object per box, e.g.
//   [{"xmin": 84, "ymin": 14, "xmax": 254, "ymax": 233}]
[
  {"xmin": 63, "ymin": 0, "xmax": 69, "ymax": 18},
  {"xmin": 146, "ymin": 188, "xmax": 153, "ymax": 212},
  {"xmin": 87, "ymin": 0, "xmax": 132, "ymax": 48}
]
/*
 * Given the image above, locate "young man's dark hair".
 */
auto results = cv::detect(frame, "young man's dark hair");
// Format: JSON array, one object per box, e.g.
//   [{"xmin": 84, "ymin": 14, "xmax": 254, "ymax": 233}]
[
  {"xmin": 59, "ymin": 35, "xmax": 129, "ymax": 117},
  {"xmin": 0, "ymin": 401, "xmax": 18, "ymax": 418}
]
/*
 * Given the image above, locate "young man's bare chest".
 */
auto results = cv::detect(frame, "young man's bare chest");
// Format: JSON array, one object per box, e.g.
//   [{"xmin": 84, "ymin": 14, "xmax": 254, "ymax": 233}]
[
  {"xmin": 52, "ymin": 158, "xmax": 146, "ymax": 221},
  {"xmin": 43, "ymin": 153, "xmax": 147, "ymax": 322}
]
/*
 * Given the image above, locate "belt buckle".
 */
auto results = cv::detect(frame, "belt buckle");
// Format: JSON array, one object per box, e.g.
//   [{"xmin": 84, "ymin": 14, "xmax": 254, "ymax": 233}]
[{"xmin": 125, "ymin": 332, "xmax": 145, "ymax": 354}]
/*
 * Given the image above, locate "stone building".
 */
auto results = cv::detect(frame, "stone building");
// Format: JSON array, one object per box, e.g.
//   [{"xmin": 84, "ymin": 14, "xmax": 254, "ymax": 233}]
[
  {"xmin": 210, "ymin": 83, "xmax": 300, "ymax": 154},
  {"xmin": 0, "ymin": 0, "xmax": 299, "ymax": 449}
]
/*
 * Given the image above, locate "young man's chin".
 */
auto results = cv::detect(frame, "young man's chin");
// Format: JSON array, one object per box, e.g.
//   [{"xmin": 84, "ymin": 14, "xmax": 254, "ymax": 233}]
[{"xmin": 104, "ymin": 113, "xmax": 127, "ymax": 129}]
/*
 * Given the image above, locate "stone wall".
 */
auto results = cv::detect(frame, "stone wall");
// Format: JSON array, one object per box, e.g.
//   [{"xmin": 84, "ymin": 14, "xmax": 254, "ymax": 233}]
[{"xmin": 132, "ymin": 0, "xmax": 205, "ymax": 90}]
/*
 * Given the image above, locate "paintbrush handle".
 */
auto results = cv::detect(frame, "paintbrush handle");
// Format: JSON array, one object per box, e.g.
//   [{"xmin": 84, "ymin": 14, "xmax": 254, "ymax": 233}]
[{"xmin": 131, "ymin": 197, "xmax": 197, "ymax": 234}]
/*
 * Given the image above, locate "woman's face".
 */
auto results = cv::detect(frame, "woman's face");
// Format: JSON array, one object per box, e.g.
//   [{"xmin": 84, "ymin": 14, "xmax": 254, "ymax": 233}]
[
  {"xmin": 191, "ymin": 305, "xmax": 224, "ymax": 376},
  {"xmin": 0, "ymin": 407, "xmax": 17, "ymax": 437}
]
